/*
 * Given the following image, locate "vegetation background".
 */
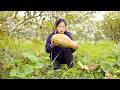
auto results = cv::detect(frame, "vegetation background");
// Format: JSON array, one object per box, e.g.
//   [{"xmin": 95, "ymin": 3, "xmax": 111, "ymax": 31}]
[{"xmin": 0, "ymin": 11, "xmax": 120, "ymax": 79}]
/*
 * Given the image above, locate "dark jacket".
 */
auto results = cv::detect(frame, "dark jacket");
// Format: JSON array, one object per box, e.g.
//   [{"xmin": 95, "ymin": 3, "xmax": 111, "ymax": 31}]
[{"xmin": 45, "ymin": 31, "xmax": 76, "ymax": 61}]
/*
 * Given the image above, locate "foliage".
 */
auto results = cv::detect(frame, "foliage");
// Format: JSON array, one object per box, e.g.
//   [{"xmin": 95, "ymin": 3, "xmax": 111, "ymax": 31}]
[
  {"xmin": 102, "ymin": 11, "xmax": 120, "ymax": 44},
  {"xmin": 1, "ymin": 11, "xmax": 120, "ymax": 79}
]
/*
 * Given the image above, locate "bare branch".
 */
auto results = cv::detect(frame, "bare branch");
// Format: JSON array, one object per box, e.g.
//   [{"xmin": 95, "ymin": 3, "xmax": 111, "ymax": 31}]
[
  {"xmin": 75, "ymin": 11, "xmax": 94, "ymax": 24},
  {"xmin": 13, "ymin": 11, "xmax": 18, "ymax": 19},
  {"xmin": 33, "ymin": 11, "xmax": 36, "ymax": 17},
  {"xmin": 12, "ymin": 12, "xmax": 43, "ymax": 32},
  {"xmin": 117, "ymin": 29, "xmax": 120, "ymax": 36},
  {"xmin": 39, "ymin": 11, "xmax": 43, "ymax": 16}
]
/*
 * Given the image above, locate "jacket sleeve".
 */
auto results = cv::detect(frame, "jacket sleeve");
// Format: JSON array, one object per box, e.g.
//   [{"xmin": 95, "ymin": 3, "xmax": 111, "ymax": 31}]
[
  {"xmin": 45, "ymin": 34, "xmax": 54, "ymax": 53},
  {"xmin": 66, "ymin": 34, "xmax": 76, "ymax": 53}
]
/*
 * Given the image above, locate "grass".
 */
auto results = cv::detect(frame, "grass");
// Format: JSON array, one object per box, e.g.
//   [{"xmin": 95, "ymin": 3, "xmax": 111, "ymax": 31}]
[{"xmin": 1, "ymin": 35, "xmax": 120, "ymax": 79}]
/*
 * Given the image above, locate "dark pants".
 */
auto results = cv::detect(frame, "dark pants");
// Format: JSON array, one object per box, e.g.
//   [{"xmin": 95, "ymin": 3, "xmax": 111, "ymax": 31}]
[{"xmin": 53, "ymin": 49, "xmax": 73, "ymax": 70}]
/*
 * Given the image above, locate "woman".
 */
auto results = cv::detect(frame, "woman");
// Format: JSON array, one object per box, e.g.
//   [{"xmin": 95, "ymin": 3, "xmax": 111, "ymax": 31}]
[{"xmin": 45, "ymin": 19, "xmax": 77, "ymax": 70}]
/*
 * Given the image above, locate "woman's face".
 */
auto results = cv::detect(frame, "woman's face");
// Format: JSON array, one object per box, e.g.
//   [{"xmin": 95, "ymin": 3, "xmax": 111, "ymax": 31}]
[{"xmin": 57, "ymin": 22, "xmax": 66, "ymax": 34}]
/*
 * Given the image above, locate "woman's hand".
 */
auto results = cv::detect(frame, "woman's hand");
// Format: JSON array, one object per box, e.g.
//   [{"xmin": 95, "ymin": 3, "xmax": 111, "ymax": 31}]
[
  {"xmin": 73, "ymin": 42, "xmax": 78, "ymax": 49},
  {"xmin": 50, "ymin": 41, "xmax": 58, "ymax": 48}
]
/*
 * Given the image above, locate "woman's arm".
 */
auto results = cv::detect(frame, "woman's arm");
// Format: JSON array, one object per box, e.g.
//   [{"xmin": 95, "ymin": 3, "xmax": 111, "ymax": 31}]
[{"xmin": 45, "ymin": 35, "xmax": 54, "ymax": 53}]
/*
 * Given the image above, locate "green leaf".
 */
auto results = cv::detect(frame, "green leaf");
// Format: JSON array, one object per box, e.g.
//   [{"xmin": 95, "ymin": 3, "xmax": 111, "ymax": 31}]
[
  {"xmin": 82, "ymin": 57, "xmax": 91, "ymax": 65},
  {"xmin": 100, "ymin": 61, "xmax": 113, "ymax": 72},
  {"xmin": 22, "ymin": 64, "xmax": 34, "ymax": 75},
  {"xmin": 30, "ymin": 76, "xmax": 38, "ymax": 79},
  {"xmin": 32, "ymin": 62, "xmax": 44, "ymax": 69},
  {"xmin": 10, "ymin": 67, "xmax": 20, "ymax": 77},
  {"xmin": 100, "ymin": 61, "xmax": 108, "ymax": 71},
  {"xmin": 107, "ymin": 59, "xmax": 116, "ymax": 63},
  {"xmin": 22, "ymin": 53, "xmax": 38, "ymax": 63},
  {"xmin": 15, "ymin": 73, "xmax": 28, "ymax": 79},
  {"xmin": 115, "ymin": 60, "xmax": 120, "ymax": 67},
  {"xmin": 43, "ymin": 56, "xmax": 50, "ymax": 60}
]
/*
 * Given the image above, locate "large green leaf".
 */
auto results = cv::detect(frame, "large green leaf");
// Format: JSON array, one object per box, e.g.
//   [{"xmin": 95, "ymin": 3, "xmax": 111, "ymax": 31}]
[
  {"xmin": 15, "ymin": 73, "xmax": 28, "ymax": 79},
  {"xmin": 32, "ymin": 62, "xmax": 44, "ymax": 69},
  {"xmin": 100, "ymin": 61, "xmax": 113, "ymax": 72},
  {"xmin": 107, "ymin": 59, "xmax": 116, "ymax": 63},
  {"xmin": 115, "ymin": 60, "xmax": 120, "ymax": 67},
  {"xmin": 22, "ymin": 64, "xmax": 34, "ymax": 75},
  {"xmin": 115, "ymin": 50, "xmax": 120, "ymax": 60},
  {"xmin": 10, "ymin": 67, "xmax": 20, "ymax": 77},
  {"xmin": 22, "ymin": 53, "xmax": 38, "ymax": 63}
]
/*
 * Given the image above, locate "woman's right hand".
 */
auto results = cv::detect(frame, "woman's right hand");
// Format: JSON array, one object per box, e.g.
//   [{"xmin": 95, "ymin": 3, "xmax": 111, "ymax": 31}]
[
  {"xmin": 50, "ymin": 41, "xmax": 58, "ymax": 48},
  {"xmin": 72, "ymin": 42, "xmax": 79, "ymax": 49}
]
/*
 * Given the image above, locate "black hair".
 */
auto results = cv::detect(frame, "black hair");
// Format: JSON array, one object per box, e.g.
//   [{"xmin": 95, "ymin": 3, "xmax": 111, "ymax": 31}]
[{"xmin": 55, "ymin": 19, "xmax": 67, "ymax": 28}]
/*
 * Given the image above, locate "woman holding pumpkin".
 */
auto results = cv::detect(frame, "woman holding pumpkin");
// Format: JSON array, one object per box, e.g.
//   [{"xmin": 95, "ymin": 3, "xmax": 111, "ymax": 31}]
[{"xmin": 45, "ymin": 19, "xmax": 78, "ymax": 70}]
